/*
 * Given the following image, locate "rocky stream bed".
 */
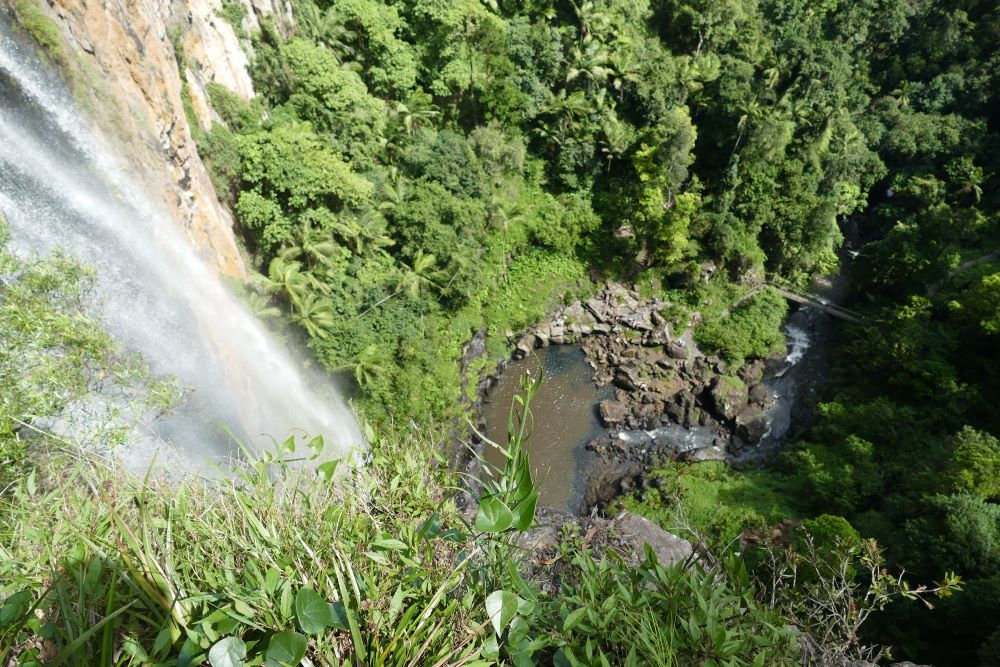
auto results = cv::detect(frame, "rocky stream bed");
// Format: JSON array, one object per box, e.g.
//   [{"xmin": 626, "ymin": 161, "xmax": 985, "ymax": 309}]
[{"xmin": 473, "ymin": 280, "xmax": 836, "ymax": 515}]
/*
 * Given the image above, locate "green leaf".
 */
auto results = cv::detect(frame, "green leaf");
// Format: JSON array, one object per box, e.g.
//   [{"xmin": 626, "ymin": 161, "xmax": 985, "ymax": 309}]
[
  {"xmin": 485, "ymin": 590, "xmax": 520, "ymax": 637},
  {"xmin": 317, "ymin": 460, "xmax": 340, "ymax": 481},
  {"xmin": 307, "ymin": 434, "xmax": 325, "ymax": 457},
  {"xmin": 329, "ymin": 600, "xmax": 350, "ymax": 630},
  {"xmin": 371, "ymin": 537, "xmax": 408, "ymax": 551},
  {"xmin": 512, "ymin": 491, "xmax": 538, "ymax": 531},
  {"xmin": 418, "ymin": 513, "xmax": 441, "ymax": 539},
  {"xmin": 265, "ymin": 631, "xmax": 307, "ymax": 667},
  {"xmin": 295, "ymin": 587, "xmax": 333, "ymax": 634},
  {"xmin": 209, "ymin": 637, "xmax": 247, "ymax": 667},
  {"xmin": 475, "ymin": 496, "xmax": 514, "ymax": 533},
  {"xmin": 563, "ymin": 607, "xmax": 587, "ymax": 632}
]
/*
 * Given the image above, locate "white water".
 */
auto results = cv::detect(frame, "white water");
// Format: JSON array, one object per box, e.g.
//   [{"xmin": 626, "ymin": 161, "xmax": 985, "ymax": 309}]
[{"xmin": 0, "ymin": 22, "xmax": 362, "ymax": 471}]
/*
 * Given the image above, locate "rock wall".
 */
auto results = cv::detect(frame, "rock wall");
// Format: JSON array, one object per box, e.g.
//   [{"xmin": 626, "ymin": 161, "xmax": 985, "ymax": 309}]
[{"xmin": 10, "ymin": 0, "xmax": 291, "ymax": 278}]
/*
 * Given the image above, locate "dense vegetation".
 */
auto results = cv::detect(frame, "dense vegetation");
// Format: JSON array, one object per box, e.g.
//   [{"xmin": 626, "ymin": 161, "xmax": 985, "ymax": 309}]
[
  {"xmin": 192, "ymin": 0, "xmax": 999, "ymax": 661},
  {"xmin": 3, "ymin": 0, "xmax": 998, "ymax": 663},
  {"xmin": 0, "ymin": 231, "xmax": 960, "ymax": 665}
]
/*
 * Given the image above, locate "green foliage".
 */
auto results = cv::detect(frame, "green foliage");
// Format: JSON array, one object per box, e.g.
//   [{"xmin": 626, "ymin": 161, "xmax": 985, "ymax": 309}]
[
  {"xmin": 278, "ymin": 39, "xmax": 386, "ymax": 159},
  {"xmin": 217, "ymin": 0, "xmax": 247, "ymax": 40},
  {"xmin": 171, "ymin": 1, "xmax": 1000, "ymax": 661},
  {"xmin": 13, "ymin": 0, "xmax": 67, "ymax": 65},
  {"xmin": 0, "ymin": 226, "xmax": 180, "ymax": 472},
  {"xmin": 942, "ymin": 427, "xmax": 1000, "ymax": 500},
  {"xmin": 617, "ymin": 461, "xmax": 795, "ymax": 548},
  {"xmin": 695, "ymin": 287, "xmax": 788, "ymax": 365}
]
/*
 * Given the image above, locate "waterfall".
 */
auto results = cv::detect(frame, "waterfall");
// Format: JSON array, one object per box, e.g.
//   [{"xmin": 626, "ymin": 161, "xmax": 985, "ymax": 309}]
[{"xmin": 0, "ymin": 21, "xmax": 362, "ymax": 472}]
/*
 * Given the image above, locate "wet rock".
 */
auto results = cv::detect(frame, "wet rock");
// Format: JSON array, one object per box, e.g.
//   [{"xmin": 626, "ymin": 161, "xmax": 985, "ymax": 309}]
[
  {"xmin": 709, "ymin": 376, "xmax": 748, "ymax": 422},
  {"xmin": 736, "ymin": 407, "xmax": 769, "ymax": 443},
  {"xmin": 599, "ymin": 400, "xmax": 629, "ymax": 426},
  {"xmin": 739, "ymin": 359, "xmax": 766, "ymax": 386},
  {"xmin": 635, "ymin": 404, "xmax": 661, "ymax": 430},
  {"xmin": 612, "ymin": 512, "xmax": 694, "ymax": 567},
  {"xmin": 748, "ymin": 382, "xmax": 771, "ymax": 406},
  {"xmin": 679, "ymin": 445, "xmax": 727, "ymax": 462},
  {"xmin": 514, "ymin": 334, "xmax": 536, "ymax": 359}
]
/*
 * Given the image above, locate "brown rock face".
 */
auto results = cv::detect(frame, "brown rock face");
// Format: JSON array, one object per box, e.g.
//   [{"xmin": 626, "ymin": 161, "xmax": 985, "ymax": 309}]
[
  {"xmin": 599, "ymin": 399, "xmax": 629, "ymax": 427},
  {"xmin": 31, "ymin": 0, "xmax": 289, "ymax": 279}
]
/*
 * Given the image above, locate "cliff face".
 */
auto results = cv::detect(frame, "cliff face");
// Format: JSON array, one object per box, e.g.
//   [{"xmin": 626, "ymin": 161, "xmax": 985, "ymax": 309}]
[{"xmin": 15, "ymin": 0, "xmax": 292, "ymax": 278}]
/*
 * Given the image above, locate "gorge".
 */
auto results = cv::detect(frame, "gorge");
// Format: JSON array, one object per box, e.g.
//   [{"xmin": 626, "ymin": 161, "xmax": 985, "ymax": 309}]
[{"xmin": 1, "ymin": 0, "xmax": 997, "ymax": 664}]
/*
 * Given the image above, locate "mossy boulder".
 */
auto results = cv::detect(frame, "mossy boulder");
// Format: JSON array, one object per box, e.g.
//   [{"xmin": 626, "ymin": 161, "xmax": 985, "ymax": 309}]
[{"xmin": 709, "ymin": 375, "xmax": 748, "ymax": 422}]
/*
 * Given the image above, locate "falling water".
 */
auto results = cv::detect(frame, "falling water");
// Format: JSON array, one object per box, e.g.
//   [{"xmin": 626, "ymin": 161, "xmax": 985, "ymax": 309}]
[{"xmin": 0, "ymin": 21, "xmax": 362, "ymax": 472}]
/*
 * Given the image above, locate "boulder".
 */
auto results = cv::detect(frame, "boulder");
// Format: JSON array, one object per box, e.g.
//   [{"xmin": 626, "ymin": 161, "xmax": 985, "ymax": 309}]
[
  {"xmin": 709, "ymin": 376, "xmax": 748, "ymax": 422},
  {"xmin": 585, "ymin": 298, "xmax": 612, "ymax": 323},
  {"xmin": 613, "ymin": 366, "xmax": 642, "ymax": 391},
  {"xmin": 635, "ymin": 404, "xmax": 661, "ymax": 430},
  {"xmin": 736, "ymin": 407, "xmax": 769, "ymax": 443},
  {"xmin": 643, "ymin": 328, "xmax": 670, "ymax": 346},
  {"xmin": 738, "ymin": 359, "xmax": 766, "ymax": 386},
  {"xmin": 748, "ymin": 382, "xmax": 771, "ymax": 406},
  {"xmin": 678, "ymin": 445, "xmax": 727, "ymax": 462},
  {"xmin": 514, "ymin": 334, "xmax": 536, "ymax": 359},
  {"xmin": 667, "ymin": 341, "xmax": 689, "ymax": 360},
  {"xmin": 599, "ymin": 400, "xmax": 629, "ymax": 427},
  {"xmin": 612, "ymin": 512, "xmax": 694, "ymax": 567}
]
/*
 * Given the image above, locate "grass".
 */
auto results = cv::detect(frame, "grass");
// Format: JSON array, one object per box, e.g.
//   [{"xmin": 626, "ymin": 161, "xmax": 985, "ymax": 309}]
[
  {"xmin": 1, "ymin": 367, "xmax": 801, "ymax": 666},
  {"xmin": 616, "ymin": 461, "xmax": 798, "ymax": 547}
]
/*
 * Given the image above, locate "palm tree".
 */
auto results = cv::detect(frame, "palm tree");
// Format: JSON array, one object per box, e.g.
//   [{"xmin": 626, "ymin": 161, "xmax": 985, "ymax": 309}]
[
  {"xmin": 298, "ymin": 4, "xmax": 356, "ymax": 58},
  {"xmin": 397, "ymin": 250, "xmax": 441, "ymax": 298},
  {"xmin": 341, "ymin": 344, "xmax": 389, "ymax": 390},
  {"xmin": 246, "ymin": 288, "xmax": 282, "ymax": 321},
  {"xmin": 377, "ymin": 168, "xmax": 408, "ymax": 215},
  {"xmin": 566, "ymin": 37, "xmax": 612, "ymax": 85},
  {"xmin": 291, "ymin": 293, "xmax": 336, "ymax": 339},
  {"xmin": 358, "ymin": 251, "xmax": 441, "ymax": 316},
  {"xmin": 282, "ymin": 218, "xmax": 342, "ymax": 269},
  {"xmin": 356, "ymin": 207, "xmax": 395, "ymax": 255},
  {"xmin": 392, "ymin": 91, "xmax": 439, "ymax": 136},
  {"xmin": 487, "ymin": 197, "xmax": 525, "ymax": 282},
  {"xmin": 332, "ymin": 209, "xmax": 395, "ymax": 257},
  {"xmin": 890, "ymin": 80, "xmax": 912, "ymax": 109},
  {"xmin": 263, "ymin": 256, "xmax": 310, "ymax": 306}
]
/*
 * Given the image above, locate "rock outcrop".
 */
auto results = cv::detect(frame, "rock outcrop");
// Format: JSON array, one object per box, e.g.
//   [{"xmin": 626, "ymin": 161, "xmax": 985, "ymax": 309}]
[
  {"xmin": 518, "ymin": 508, "xmax": 696, "ymax": 593},
  {"xmin": 15, "ymin": 0, "xmax": 292, "ymax": 278}
]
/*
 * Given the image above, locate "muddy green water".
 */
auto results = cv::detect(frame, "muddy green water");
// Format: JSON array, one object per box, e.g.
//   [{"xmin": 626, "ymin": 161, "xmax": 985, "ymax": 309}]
[{"xmin": 483, "ymin": 346, "xmax": 612, "ymax": 513}]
